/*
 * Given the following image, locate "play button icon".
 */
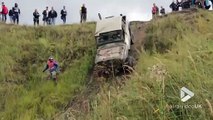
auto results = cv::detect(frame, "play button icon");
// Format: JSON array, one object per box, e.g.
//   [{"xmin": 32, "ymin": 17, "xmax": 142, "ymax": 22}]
[{"xmin": 180, "ymin": 87, "xmax": 194, "ymax": 102}]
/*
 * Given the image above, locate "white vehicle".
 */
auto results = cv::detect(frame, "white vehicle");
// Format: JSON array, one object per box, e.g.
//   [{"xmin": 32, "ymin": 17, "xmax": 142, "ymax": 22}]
[{"xmin": 94, "ymin": 15, "xmax": 133, "ymax": 76}]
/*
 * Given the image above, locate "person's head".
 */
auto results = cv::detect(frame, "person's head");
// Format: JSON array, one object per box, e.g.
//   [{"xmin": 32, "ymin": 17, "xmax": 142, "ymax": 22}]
[
  {"xmin": 15, "ymin": 3, "xmax": 18, "ymax": 7},
  {"xmin": 51, "ymin": 7, "xmax": 54, "ymax": 10},
  {"xmin": 161, "ymin": 6, "xmax": 163, "ymax": 9},
  {"xmin": 49, "ymin": 57, "xmax": 54, "ymax": 62},
  {"xmin": 153, "ymin": 3, "xmax": 156, "ymax": 6},
  {"xmin": 35, "ymin": 9, "xmax": 37, "ymax": 12},
  {"xmin": 83, "ymin": 4, "xmax": 85, "ymax": 7},
  {"xmin": 46, "ymin": 6, "xmax": 48, "ymax": 10},
  {"xmin": 2, "ymin": 2, "xmax": 4, "ymax": 5},
  {"xmin": 63, "ymin": 6, "xmax": 65, "ymax": 9}
]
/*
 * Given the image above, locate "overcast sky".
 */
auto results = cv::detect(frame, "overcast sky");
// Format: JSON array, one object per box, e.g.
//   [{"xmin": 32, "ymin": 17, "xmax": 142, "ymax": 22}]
[{"xmin": 1, "ymin": 0, "xmax": 212, "ymax": 25}]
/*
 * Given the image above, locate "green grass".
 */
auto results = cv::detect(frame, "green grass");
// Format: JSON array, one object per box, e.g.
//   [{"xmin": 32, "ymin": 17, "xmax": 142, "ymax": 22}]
[
  {"xmin": 87, "ymin": 10, "xmax": 213, "ymax": 120},
  {"xmin": 0, "ymin": 23, "xmax": 96, "ymax": 120},
  {"xmin": 1, "ymin": 10, "xmax": 213, "ymax": 120}
]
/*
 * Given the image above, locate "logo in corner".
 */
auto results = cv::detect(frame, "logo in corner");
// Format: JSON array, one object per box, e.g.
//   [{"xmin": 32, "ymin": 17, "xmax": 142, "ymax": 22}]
[{"xmin": 180, "ymin": 87, "xmax": 194, "ymax": 102}]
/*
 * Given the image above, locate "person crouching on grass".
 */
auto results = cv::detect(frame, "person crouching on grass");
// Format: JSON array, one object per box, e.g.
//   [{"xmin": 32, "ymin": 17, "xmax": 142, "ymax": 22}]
[{"xmin": 43, "ymin": 57, "xmax": 59, "ymax": 82}]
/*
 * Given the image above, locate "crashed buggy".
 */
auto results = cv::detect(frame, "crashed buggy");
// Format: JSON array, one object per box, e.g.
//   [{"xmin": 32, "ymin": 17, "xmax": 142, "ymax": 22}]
[{"xmin": 94, "ymin": 16, "xmax": 134, "ymax": 77}]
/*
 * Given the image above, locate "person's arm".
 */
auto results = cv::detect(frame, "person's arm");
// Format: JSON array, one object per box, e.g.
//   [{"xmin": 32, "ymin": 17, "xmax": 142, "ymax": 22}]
[
  {"xmin": 55, "ymin": 11, "xmax": 57, "ymax": 17},
  {"xmin": 170, "ymin": 3, "xmax": 173, "ymax": 8},
  {"xmin": 61, "ymin": 10, "xmax": 63, "ymax": 15},
  {"xmin": 54, "ymin": 63, "xmax": 58, "ymax": 69},
  {"xmin": 43, "ymin": 64, "xmax": 48, "ymax": 72}
]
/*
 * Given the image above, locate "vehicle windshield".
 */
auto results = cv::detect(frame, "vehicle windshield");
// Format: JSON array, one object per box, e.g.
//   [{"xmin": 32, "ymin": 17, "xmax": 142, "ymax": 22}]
[{"xmin": 97, "ymin": 30, "xmax": 123, "ymax": 46}]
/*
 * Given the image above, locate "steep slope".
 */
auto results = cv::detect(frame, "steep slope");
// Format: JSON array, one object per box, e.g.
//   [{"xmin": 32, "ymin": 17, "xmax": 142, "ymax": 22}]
[
  {"xmin": 80, "ymin": 10, "xmax": 213, "ymax": 120},
  {"xmin": 1, "ymin": 9, "xmax": 213, "ymax": 120},
  {"xmin": 0, "ymin": 23, "xmax": 96, "ymax": 120}
]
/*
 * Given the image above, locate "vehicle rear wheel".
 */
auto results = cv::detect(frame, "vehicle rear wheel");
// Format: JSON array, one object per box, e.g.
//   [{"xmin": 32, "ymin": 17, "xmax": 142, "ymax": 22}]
[
  {"xmin": 123, "ymin": 56, "xmax": 135, "ymax": 74},
  {"xmin": 127, "ymin": 55, "xmax": 135, "ymax": 67}
]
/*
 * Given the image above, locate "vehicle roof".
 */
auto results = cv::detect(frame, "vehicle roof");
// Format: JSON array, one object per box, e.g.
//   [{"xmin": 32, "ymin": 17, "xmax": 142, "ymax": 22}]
[{"xmin": 95, "ymin": 16, "xmax": 123, "ymax": 37}]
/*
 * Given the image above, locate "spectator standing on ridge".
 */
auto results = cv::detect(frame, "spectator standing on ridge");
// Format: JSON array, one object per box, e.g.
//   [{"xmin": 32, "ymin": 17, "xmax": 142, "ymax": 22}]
[
  {"xmin": 152, "ymin": 3, "xmax": 158, "ymax": 19},
  {"xmin": 1, "ymin": 2, "xmax": 8, "ymax": 22},
  {"xmin": 80, "ymin": 4, "xmax": 87, "ymax": 23},
  {"xmin": 33, "ymin": 9, "xmax": 40, "ymax": 26},
  {"xmin": 181, "ymin": 0, "xmax": 191, "ymax": 9},
  {"xmin": 42, "ymin": 7, "xmax": 49, "ymax": 25},
  {"xmin": 160, "ymin": 6, "xmax": 166, "ymax": 16},
  {"xmin": 170, "ymin": 1, "xmax": 178, "ymax": 11},
  {"xmin": 12, "ymin": 3, "xmax": 20, "ymax": 24},
  {"xmin": 61, "ymin": 6, "xmax": 67, "ymax": 24},
  {"xmin": 48, "ymin": 7, "xmax": 57, "ymax": 25},
  {"xmin": 9, "ymin": 8, "xmax": 14, "ymax": 23}
]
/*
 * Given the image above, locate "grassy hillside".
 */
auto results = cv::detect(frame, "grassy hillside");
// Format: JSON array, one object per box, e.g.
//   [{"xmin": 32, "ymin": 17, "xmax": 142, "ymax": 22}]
[
  {"xmin": 86, "ymin": 10, "xmax": 213, "ymax": 120},
  {"xmin": 0, "ymin": 23, "xmax": 96, "ymax": 119},
  {"xmin": 1, "ymin": 10, "xmax": 213, "ymax": 120}
]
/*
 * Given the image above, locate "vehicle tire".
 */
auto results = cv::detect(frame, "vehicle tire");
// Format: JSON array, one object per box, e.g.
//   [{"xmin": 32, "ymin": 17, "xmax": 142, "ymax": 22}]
[
  {"xmin": 123, "ymin": 56, "xmax": 135, "ymax": 74},
  {"xmin": 127, "ymin": 56, "xmax": 135, "ymax": 67}
]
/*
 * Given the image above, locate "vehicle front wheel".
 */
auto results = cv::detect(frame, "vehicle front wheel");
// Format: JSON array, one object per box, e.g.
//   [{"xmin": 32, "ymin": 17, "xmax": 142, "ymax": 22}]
[{"xmin": 127, "ymin": 56, "xmax": 135, "ymax": 67}]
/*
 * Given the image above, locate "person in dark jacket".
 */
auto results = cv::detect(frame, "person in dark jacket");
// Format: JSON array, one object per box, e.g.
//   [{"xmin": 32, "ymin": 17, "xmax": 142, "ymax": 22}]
[
  {"xmin": 170, "ymin": 1, "xmax": 178, "ymax": 11},
  {"xmin": 160, "ymin": 6, "xmax": 166, "ymax": 15},
  {"xmin": 61, "ymin": 6, "xmax": 67, "ymax": 24},
  {"xmin": 48, "ymin": 7, "xmax": 57, "ymax": 25},
  {"xmin": 80, "ymin": 4, "xmax": 87, "ymax": 23},
  {"xmin": 12, "ymin": 3, "xmax": 20, "ymax": 24},
  {"xmin": 42, "ymin": 7, "xmax": 49, "ymax": 25},
  {"xmin": 181, "ymin": 0, "xmax": 191, "ymax": 9},
  {"xmin": 9, "ymin": 8, "xmax": 14, "ymax": 23},
  {"xmin": 33, "ymin": 9, "xmax": 40, "ymax": 26}
]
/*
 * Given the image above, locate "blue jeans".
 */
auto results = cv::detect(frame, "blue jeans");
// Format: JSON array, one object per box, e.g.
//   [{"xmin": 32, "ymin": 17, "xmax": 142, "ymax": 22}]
[
  {"xmin": 2, "ymin": 14, "xmax": 7, "ymax": 22},
  {"xmin": 9, "ymin": 16, "xmax": 13, "ymax": 23},
  {"xmin": 13, "ymin": 13, "xmax": 19, "ymax": 24},
  {"xmin": 50, "ymin": 18, "xmax": 55, "ymax": 25},
  {"xmin": 61, "ymin": 16, "xmax": 66, "ymax": 24}
]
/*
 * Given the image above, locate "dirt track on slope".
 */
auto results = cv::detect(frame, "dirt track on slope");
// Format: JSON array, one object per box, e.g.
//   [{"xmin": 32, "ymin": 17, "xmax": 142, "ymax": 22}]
[{"xmin": 53, "ymin": 21, "xmax": 148, "ymax": 120}]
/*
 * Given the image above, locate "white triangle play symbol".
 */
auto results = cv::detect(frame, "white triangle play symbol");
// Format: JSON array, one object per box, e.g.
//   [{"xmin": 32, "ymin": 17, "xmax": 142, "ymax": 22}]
[{"xmin": 180, "ymin": 87, "xmax": 194, "ymax": 102}]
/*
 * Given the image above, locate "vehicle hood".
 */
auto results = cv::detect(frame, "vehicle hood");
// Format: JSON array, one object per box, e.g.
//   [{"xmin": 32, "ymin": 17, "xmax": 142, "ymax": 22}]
[{"xmin": 95, "ymin": 43, "xmax": 127, "ymax": 64}]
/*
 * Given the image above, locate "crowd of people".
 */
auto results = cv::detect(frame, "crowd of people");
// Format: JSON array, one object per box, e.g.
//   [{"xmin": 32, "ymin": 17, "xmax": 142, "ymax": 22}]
[
  {"xmin": 169, "ymin": 0, "xmax": 213, "ymax": 11},
  {"xmin": 1, "ymin": 1, "xmax": 212, "ymax": 25},
  {"xmin": 152, "ymin": 4, "xmax": 166, "ymax": 19},
  {"xmin": 0, "ymin": 2, "xmax": 87, "ymax": 26},
  {"xmin": 152, "ymin": 0, "xmax": 212, "ymax": 19},
  {"xmin": 0, "ymin": 2, "xmax": 20, "ymax": 24}
]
